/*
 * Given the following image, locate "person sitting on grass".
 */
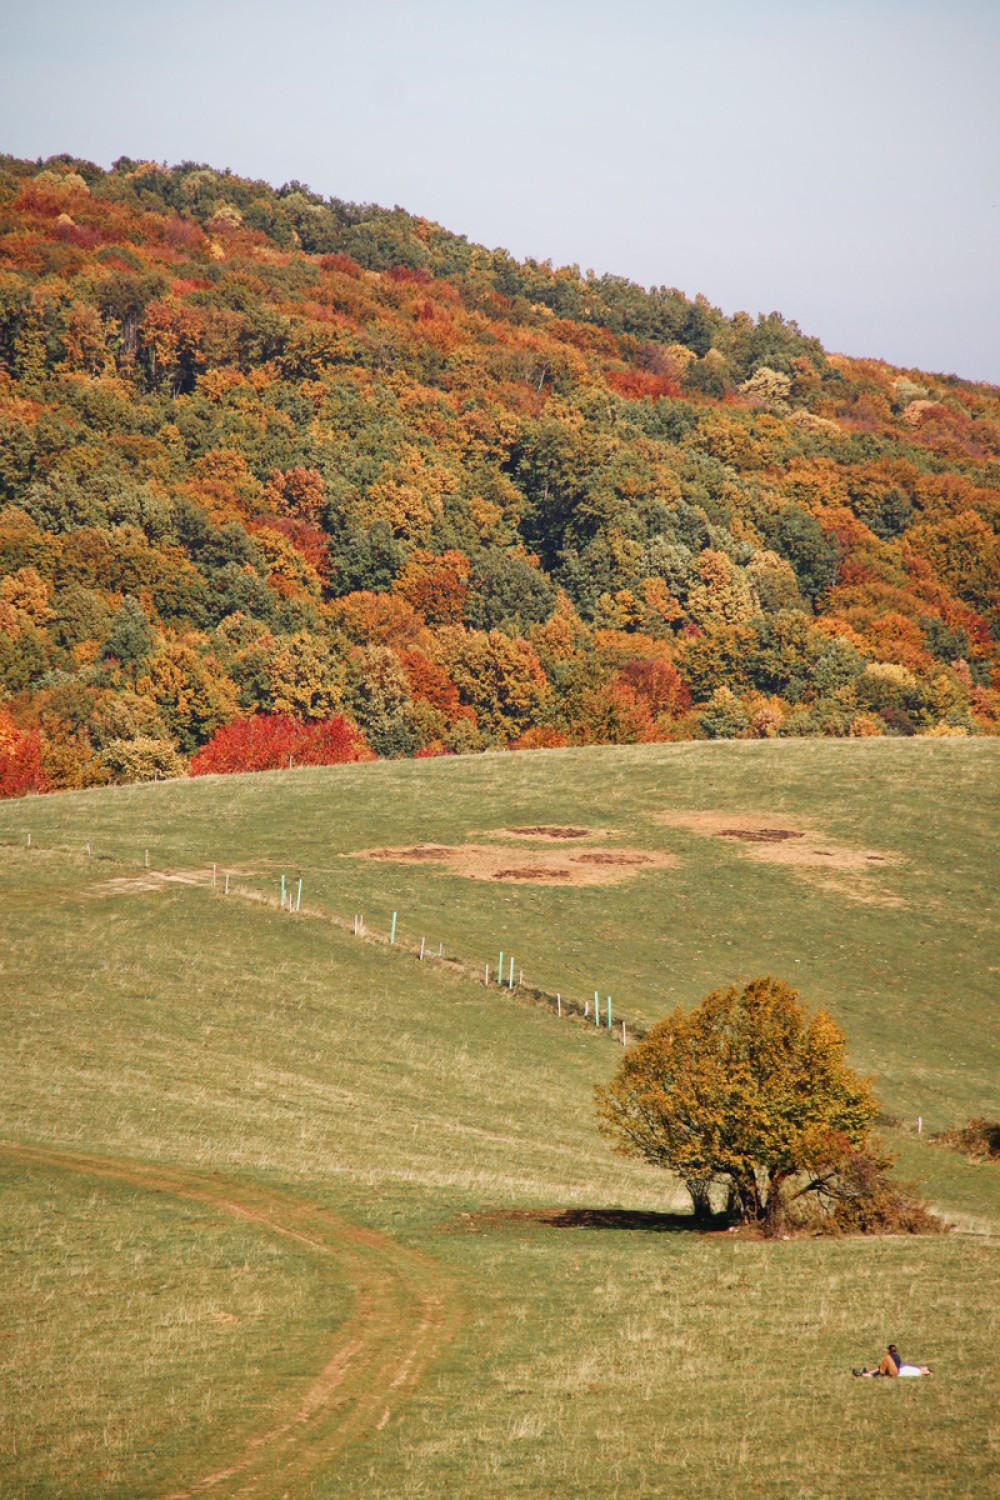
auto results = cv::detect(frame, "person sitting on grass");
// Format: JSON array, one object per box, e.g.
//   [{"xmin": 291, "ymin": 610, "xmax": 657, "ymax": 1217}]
[{"xmin": 853, "ymin": 1344, "xmax": 932, "ymax": 1378}]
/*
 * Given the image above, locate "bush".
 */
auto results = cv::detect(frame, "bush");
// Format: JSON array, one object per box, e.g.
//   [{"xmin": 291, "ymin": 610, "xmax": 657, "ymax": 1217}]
[
  {"xmin": 787, "ymin": 1142, "xmax": 946, "ymax": 1237},
  {"xmin": 934, "ymin": 1117, "xmax": 1000, "ymax": 1162},
  {"xmin": 189, "ymin": 713, "xmax": 373, "ymax": 775},
  {"xmin": 101, "ymin": 736, "xmax": 184, "ymax": 784}
]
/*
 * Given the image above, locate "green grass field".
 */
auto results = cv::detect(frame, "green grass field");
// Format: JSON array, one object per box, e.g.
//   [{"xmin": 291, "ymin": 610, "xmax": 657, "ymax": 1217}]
[{"xmin": 2, "ymin": 739, "xmax": 999, "ymax": 1498}]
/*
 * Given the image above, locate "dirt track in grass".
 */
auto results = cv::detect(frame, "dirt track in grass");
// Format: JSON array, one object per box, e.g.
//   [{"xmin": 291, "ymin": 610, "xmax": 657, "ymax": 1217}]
[{"xmin": 0, "ymin": 1142, "xmax": 461, "ymax": 1500}]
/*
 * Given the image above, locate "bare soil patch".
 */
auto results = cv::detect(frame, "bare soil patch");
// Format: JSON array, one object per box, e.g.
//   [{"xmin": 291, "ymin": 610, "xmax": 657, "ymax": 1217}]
[
  {"xmin": 502, "ymin": 825, "xmax": 593, "ymax": 840},
  {"xmin": 657, "ymin": 811, "xmax": 902, "ymax": 905},
  {"xmin": 353, "ymin": 843, "xmax": 674, "ymax": 886}
]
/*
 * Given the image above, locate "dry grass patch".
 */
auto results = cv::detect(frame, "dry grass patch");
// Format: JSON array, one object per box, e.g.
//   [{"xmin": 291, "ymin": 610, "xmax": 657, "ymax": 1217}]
[
  {"xmin": 657, "ymin": 811, "xmax": 902, "ymax": 904},
  {"xmin": 94, "ymin": 868, "xmax": 216, "ymax": 895},
  {"xmin": 355, "ymin": 843, "xmax": 675, "ymax": 886}
]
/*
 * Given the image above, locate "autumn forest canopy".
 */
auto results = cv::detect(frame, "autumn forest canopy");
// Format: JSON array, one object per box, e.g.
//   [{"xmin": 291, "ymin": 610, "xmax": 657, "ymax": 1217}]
[{"xmin": 1, "ymin": 152, "xmax": 999, "ymax": 794}]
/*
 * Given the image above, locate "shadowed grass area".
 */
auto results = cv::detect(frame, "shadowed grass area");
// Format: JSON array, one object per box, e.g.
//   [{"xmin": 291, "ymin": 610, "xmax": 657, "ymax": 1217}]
[{"xmin": 1, "ymin": 739, "xmax": 999, "ymax": 1498}]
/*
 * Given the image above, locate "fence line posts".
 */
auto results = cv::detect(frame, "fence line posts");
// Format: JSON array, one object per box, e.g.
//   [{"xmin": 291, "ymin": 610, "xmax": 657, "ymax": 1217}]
[
  {"xmin": 498, "ymin": 951, "xmax": 503, "ymax": 986},
  {"xmin": 485, "ymin": 963, "xmax": 489, "ymax": 985},
  {"xmin": 594, "ymin": 991, "xmax": 599, "ymax": 1026},
  {"xmin": 557, "ymin": 994, "xmax": 561, "ymax": 1016},
  {"xmin": 621, "ymin": 1020, "xmax": 627, "ymax": 1046},
  {"xmin": 212, "ymin": 863, "xmax": 217, "ymax": 888},
  {"xmin": 607, "ymin": 996, "xmax": 612, "ymax": 1029},
  {"xmin": 296, "ymin": 879, "xmax": 302, "ymax": 913},
  {"xmin": 420, "ymin": 937, "xmax": 425, "ymax": 960},
  {"xmin": 27, "ymin": 833, "xmax": 31, "ymax": 848},
  {"xmin": 145, "ymin": 848, "xmax": 149, "ymax": 868},
  {"xmin": 508, "ymin": 956, "xmax": 514, "ymax": 989},
  {"xmin": 281, "ymin": 874, "xmax": 285, "ymax": 906},
  {"xmin": 390, "ymin": 911, "xmax": 397, "ymax": 945},
  {"xmin": 225, "ymin": 872, "xmax": 230, "ymax": 895}
]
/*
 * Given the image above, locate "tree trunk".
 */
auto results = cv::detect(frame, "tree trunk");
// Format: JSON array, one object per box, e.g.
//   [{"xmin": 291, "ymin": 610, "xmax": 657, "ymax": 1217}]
[
  {"xmin": 727, "ymin": 1169, "xmax": 763, "ymax": 1225},
  {"xmin": 763, "ymin": 1175, "xmax": 788, "ymax": 1237},
  {"xmin": 685, "ymin": 1177, "xmax": 714, "ymax": 1224}
]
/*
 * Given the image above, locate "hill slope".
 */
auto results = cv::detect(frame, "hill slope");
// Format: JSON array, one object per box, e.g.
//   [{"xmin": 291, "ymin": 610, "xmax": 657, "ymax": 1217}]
[
  {"xmin": 2, "ymin": 741, "xmax": 999, "ymax": 1498},
  {"xmin": 1, "ymin": 153, "xmax": 999, "ymax": 796}
]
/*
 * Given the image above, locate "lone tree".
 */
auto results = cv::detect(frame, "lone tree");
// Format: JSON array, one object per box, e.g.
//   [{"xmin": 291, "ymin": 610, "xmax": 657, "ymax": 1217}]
[{"xmin": 595, "ymin": 976, "xmax": 879, "ymax": 1234}]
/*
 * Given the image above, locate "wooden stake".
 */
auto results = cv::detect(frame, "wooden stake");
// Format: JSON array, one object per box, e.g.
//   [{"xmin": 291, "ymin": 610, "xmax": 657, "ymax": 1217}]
[
  {"xmin": 607, "ymin": 996, "xmax": 612, "ymax": 1029},
  {"xmin": 557, "ymin": 993, "xmax": 561, "ymax": 1016},
  {"xmin": 917, "ymin": 1116, "xmax": 922, "ymax": 1134},
  {"xmin": 296, "ymin": 879, "xmax": 302, "ymax": 913},
  {"xmin": 585, "ymin": 1000, "xmax": 589, "ymax": 1017},
  {"xmin": 390, "ymin": 911, "xmax": 397, "ymax": 945},
  {"xmin": 225, "ymin": 872, "xmax": 230, "ymax": 895},
  {"xmin": 621, "ymin": 1021, "xmax": 627, "ymax": 1046},
  {"xmin": 86, "ymin": 842, "xmax": 90, "ymax": 855},
  {"xmin": 145, "ymin": 848, "xmax": 149, "ymax": 867},
  {"xmin": 212, "ymin": 863, "xmax": 217, "ymax": 887},
  {"xmin": 498, "ymin": 951, "xmax": 503, "ymax": 985},
  {"xmin": 485, "ymin": 963, "xmax": 489, "ymax": 985},
  {"xmin": 594, "ymin": 991, "xmax": 600, "ymax": 1026},
  {"xmin": 438, "ymin": 942, "xmax": 442, "ymax": 956},
  {"xmin": 27, "ymin": 833, "xmax": 31, "ymax": 848},
  {"xmin": 281, "ymin": 874, "xmax": 285, "ymax": 905},
  {"xmin": 508, "ymin": 956, "xmax": 514, "ymax": 989},
  {"xmin": 420, "ymin": 937, "xmax": 425, "ymax": 960}
]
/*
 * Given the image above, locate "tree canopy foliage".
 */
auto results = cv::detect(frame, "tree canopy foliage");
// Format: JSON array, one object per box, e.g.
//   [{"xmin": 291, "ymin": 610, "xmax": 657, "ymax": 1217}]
[
  {"xmin": 1, "ymin": 152, "xmax": 999, "ymax": 794},
  {"xmin": 595, "ymin": 977, "xmax": 880, "ymax": 1232}
]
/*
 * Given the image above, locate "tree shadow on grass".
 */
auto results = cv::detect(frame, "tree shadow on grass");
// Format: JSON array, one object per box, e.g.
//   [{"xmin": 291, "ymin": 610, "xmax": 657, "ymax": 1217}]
[{"xmin": 454, "ymin": 1207, "xmax": 731, "ymax": 1235}]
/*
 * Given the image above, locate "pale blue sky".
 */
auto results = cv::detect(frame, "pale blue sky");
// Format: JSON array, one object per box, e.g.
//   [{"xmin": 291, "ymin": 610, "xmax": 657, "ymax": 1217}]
[{"xmin": 3, "ymin": 0, "xmax": 998, "ymax": 382}]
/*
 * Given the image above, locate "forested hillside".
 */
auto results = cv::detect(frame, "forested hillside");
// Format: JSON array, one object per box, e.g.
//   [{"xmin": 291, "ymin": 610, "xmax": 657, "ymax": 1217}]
[{"xmin": 1, "ymin": 153, "xmax": 999, "ymax": 793}]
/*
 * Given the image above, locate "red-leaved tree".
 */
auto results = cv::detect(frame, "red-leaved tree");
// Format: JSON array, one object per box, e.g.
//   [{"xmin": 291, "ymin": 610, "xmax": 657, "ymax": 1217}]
[
  {"xmin": 0, "ymin": 716, "xmax": 48, "ymax": 800},
  {"xmin": 189, "ymin": 714, "xmax": 373, "ymax": 776}
]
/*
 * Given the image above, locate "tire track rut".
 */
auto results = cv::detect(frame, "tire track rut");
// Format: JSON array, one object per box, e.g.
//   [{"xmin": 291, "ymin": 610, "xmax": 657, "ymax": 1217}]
[{"xmin": 1, "ymin": 1141, "xmax": 462, "ymax": 1499}]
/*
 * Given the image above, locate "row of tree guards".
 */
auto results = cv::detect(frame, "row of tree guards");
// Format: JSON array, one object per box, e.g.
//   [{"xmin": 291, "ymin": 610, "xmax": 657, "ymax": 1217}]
[
  {"xmin": 306, "ymin": 887, "xmax": 628, "ymax": 1044},
  {"xmin": 20, "ymin": 833, "xmax": 628, "ymax": 1044}
]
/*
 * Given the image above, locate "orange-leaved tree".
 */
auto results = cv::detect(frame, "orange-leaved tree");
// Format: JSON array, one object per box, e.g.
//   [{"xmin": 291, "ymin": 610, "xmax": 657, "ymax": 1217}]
[{"xmin": 595, "ymin": 977, "xmax": 878, "ymax": 1233}]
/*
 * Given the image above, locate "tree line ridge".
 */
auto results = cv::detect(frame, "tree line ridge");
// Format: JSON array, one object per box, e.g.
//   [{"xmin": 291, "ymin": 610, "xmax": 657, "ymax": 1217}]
[{"xmin": 1, "ymin": 152, "xmax": 998, "ymax": 792}]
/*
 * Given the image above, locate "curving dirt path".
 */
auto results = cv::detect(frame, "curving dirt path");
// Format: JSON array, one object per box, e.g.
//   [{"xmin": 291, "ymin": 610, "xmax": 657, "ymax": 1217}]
[{"xmin": 1, "ymin": 1141, "xmax": 462, "ymax": 1499}]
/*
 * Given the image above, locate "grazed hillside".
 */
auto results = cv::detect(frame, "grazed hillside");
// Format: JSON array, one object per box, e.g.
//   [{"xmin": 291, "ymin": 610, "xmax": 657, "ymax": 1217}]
[{"xmin": 1, "ymin": 153, "xmax": 999, "ymax": 792}]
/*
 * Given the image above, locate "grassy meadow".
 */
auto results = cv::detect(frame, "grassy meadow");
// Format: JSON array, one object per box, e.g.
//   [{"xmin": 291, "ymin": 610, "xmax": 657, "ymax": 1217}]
[{"xmin": 1, "ymin": 738, "xmax": 999, "ymax": 1498}]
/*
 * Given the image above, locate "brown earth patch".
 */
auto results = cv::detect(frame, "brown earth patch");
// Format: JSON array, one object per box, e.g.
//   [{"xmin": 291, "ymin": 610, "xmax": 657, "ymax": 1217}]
[
  {"xmin": 718, "ymin": 827, "xmax": 804, "ymax": 843},
  {"xmin": 351, "ymin": 843, "xmax": 675, "ymax": 886},
  {"xmin": 657, "ymin": 811, "xmax": 903, "ymax": 905},
  {"xmin": 502, "ymin": 825, "xmax": 593, "ymax": 840}
]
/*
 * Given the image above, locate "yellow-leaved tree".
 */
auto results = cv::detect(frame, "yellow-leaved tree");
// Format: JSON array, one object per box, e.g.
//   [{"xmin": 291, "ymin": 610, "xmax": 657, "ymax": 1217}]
[{"xmin": 595, "ymin": 977, "xmax": 879, "ymax": 1233}]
